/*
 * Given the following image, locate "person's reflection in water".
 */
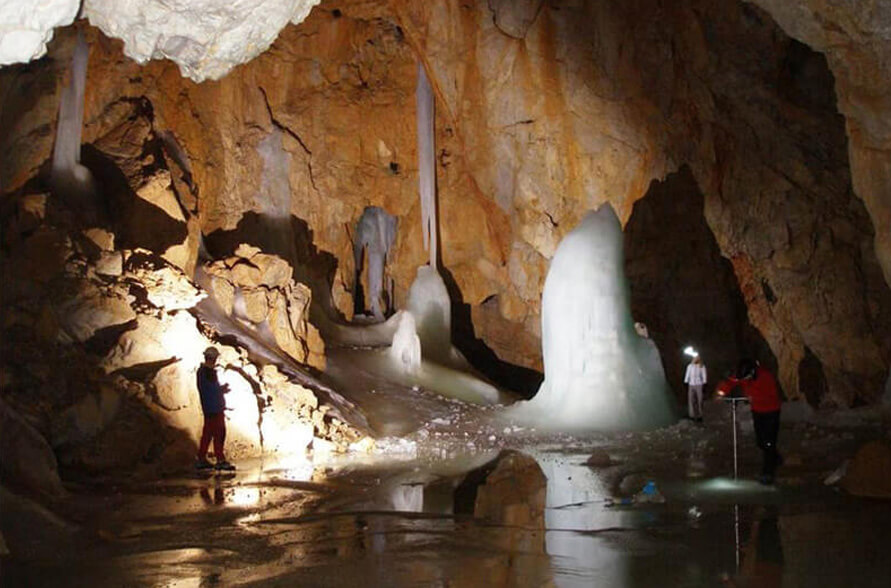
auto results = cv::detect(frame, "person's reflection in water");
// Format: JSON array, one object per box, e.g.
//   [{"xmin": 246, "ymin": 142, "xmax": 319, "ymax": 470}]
[
  {"xmin": 725, "ymin": 506, "xmax": 784, "ymax": 587},
  {"xmin": 200, "ymin": 486, "xmax": 224, "ymax": 506}
]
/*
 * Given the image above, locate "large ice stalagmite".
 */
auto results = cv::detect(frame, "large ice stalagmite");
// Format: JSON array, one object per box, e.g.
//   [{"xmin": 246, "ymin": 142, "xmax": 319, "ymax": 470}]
[
  {"xmin": 354, "ymin": 206, "xmax": 397, "ymax": 320},
  {"xmin": 51, "ymin": 30, "xmax": 96, "ymax": 212},
  {"xmin": 508, "ymin": 204, "xmax": 676, "ymax": 431},
  {"xmin": 416, "ymin": 61, "xmax": 438, "ymax": 269}
]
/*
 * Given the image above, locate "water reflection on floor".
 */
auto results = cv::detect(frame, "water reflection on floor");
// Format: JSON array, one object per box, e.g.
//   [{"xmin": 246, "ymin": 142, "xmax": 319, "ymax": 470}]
[{"xmin": 3, "ymin": 439, "xmax": 891, "ymax": 587}]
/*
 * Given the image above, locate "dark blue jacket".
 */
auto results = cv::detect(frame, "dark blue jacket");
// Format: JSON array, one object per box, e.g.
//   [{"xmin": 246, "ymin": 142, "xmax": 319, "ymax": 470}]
[{"xmin": 197, "ymin": 365, "xmax": 226, "ymax": 415}]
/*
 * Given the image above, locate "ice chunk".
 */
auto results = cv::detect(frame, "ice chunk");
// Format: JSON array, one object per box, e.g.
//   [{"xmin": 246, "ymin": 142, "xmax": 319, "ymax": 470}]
[
  {"xmin": 51, "ymin": 31, "xmax": 96, "ymax": 213},
  {"xmin": 416, "ymin": 61, "xmax": 437, "ymax": 268},
  {"xmin": 354, "ymin": 206, "xmax": 398, "ymax": 320},
  {"xmin": 507, "ymin": 204, "xmax": 677, "ymax": 431},
  {"xmin": 389, "ymin": 311, "xmax": 421, "ymax": 373}
]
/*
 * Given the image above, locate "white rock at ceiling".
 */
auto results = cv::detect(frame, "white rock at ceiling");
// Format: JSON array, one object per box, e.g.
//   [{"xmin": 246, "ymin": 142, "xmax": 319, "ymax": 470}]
[
  {"xmin": 0, "ymin": 0, "xmax": 80, "ymax": 65},
  {"xmin": 0, "ymin": 0, "xmax": 321, "ymax": 82}
]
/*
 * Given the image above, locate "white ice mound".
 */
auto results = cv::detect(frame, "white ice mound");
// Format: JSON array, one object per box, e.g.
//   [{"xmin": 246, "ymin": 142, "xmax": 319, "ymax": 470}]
[
  {"xmin": 508, "ymin": 204, "xmax": 677, "ymax": 431},
  {"xmin": 0, "ymin": 0, "xmax": 80, "ymax": 66},
  {"xmin": 83, "ymin": 0, "xmax": 321, "ymax": 82},
  {"xmin": 390, "ymin": 311, "xmax": 421, "ymax": 374},
  {"xmin": 406, "ymin": 265, "xmax": 453, "ymax": 366}
]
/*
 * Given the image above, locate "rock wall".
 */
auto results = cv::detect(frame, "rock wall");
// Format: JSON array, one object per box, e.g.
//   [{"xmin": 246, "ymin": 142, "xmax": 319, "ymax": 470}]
[
  {"xmin": 748, "ymin": 0, "xmax": 891, "ymax": 289},
  {"xmin": 1, "ymin": 0, "xmax": 890, "ymax": 408}
]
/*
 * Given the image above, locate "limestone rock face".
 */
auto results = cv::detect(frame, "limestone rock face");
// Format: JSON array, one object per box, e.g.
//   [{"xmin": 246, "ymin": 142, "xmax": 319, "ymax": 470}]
[
  {"xmin": 0, "ymin": 397, "xmax": 66, "ymax": 500},
  {"xmin": 750, "ymin": 0, "xmax": 891, "ymax": 288},
  {"xmin": 55, "ymin": 280, "xmax": 136, "ymax": 343},
  {"xmin": 205, "ymin": 246, "xmax": 325, "ymax": 370},
  {"xmin": 488, "ymin": 0, "xmax": 544, "ymax": 39}
]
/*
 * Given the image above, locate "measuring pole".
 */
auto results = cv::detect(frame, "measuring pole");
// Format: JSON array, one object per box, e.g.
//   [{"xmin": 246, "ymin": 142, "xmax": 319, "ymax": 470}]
[{"xmin": 732, "ymin": 398, "xmax": 738, "ymax": 479}]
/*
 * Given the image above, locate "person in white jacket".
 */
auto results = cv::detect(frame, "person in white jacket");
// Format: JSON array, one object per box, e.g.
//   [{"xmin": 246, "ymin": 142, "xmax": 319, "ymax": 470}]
[{"xmin": 684, "ymin": 354, "xmax": 707, "ymax": 422}]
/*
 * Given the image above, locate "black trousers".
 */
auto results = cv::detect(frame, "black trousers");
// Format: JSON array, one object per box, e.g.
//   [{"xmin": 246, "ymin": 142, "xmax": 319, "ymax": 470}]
[{"xmin": 752, "ymin": 410, "xmax": 781, "ymax": 476}]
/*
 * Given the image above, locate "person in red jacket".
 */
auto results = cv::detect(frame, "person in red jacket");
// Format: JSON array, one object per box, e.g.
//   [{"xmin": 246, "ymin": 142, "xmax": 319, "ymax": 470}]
[{"xmin": 718, "ymin": 358, "xmax": 783, "ymax": 484}]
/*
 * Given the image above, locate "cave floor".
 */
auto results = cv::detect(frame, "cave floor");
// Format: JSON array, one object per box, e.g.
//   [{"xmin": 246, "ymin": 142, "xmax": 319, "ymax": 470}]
[{"xmin": 3, "ymin": 401, "xmax": 891, "ymax": 587}]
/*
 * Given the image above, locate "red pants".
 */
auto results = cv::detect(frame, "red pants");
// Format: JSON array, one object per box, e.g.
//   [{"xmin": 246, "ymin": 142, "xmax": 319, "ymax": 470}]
[{"xmin": 198, "ymin": 413, "xmax": 227, "ymax": 461}]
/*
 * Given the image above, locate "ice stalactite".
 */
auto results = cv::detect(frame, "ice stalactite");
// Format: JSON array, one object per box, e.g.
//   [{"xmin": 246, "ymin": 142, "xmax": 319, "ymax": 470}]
[
  {"xmin": 416, "ymin": 61, "xmax": 437, "ymax": 269},
  {"xmin": 507, "ymin": 204, "xmax": 677, "ymax": 432},
  {"xmin": 354, "ymin": 206, "xmax": 397, "ymax": 320},
  {"xmin": 51, "ymin": 30, "xmax": 96, "ymax": 214}
]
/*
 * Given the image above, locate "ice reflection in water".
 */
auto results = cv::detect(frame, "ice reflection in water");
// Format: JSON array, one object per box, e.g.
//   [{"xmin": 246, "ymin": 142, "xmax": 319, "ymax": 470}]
[{"xmin": 6, "ymin": 442, "xmax": 891, "ymax": 587}]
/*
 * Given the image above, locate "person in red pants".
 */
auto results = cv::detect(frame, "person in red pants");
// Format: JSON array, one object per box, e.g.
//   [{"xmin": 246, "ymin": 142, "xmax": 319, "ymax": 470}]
[
  {"xmin": 717, "ymin": 358, "xmax": 783, "ymax": 484},
  {"xmin": 196, "ymin": 347, "xmax": 235, "ymax": 471}
]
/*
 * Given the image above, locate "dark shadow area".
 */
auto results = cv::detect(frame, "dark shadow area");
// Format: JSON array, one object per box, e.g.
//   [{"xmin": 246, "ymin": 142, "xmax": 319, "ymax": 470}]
[
  {"xmin": 439, "ymin": 265, "xmax": 543, "ymax": 399},
  {"xmin": 453, "ymin": 451, "xmax": 502, "ymax": 515},
  {"xmin": 79, "ymin": 144, "xmax": 188, "ymax": 254},
  {"xmin": 624, "ymin": 165, "xmax": 776, "ymax": 404},
  {"xmin": 798, "ymin": 346, "xmax": 828, "ymax": 408}
]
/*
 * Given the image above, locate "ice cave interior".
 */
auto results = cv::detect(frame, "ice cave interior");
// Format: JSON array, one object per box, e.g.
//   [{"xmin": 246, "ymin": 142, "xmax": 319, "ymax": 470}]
[{"xmin": 1, "ymin": 1, "xmax": 891, "ymax": 586}]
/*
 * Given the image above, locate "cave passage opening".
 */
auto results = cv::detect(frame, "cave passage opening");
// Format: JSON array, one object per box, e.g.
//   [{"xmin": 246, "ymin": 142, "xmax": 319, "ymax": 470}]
[{"xmin": 623, "ymin": 165, "xmax": 777, "ymax": 406}]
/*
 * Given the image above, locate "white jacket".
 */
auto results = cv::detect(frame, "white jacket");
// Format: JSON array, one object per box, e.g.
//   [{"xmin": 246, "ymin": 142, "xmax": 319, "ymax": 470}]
[{"xmin": 684, "ymin": 363, "xmax": 707, "ymax": 386}]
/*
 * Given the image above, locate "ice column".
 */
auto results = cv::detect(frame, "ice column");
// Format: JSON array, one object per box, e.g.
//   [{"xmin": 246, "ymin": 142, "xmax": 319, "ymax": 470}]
[
  {"xmin": 354, "ymin": 206, "xmax": 397, "ymax": 320},
  {"xmin": 508, "ymin": 204, "xmax": 676, "ymax": 431},
  {"xmin": 416, "ymin": 61, "xmax": 437, "ymax": 268},
  {"xmin": 51, "ymin": 30, "xmax": 95, "ymax": 206}
]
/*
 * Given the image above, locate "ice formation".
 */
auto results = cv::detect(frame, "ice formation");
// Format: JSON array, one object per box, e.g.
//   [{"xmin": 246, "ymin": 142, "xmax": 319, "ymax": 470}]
[
  {"xmin": 508, "ymin": 204, "xmax": 677, "ymax": 431},
  {"xmin": 354, "ymin": 206, "xmax": 398, "ymax": 320},
  {"xmin": 51, "ymin": 30, "xmax": 96, "ymax": 210},
  {"xmin": 389, "ymin": 311, "xmax": 421, "ymax": 373},
  {"xmin": 416, "ymin": 61, "xmax": 438, "ymax": 268},
  {"xmin": 0, "ymin": 0, "xmax": 80, "ymax": 65},
  {"xmin": 406, "ymin": 265, "xmax": 453, "ymax": 366}
]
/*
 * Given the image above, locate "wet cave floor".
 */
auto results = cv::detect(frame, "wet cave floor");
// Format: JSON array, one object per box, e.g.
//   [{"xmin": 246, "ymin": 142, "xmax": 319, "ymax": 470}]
[{"xmin": 3, "ymin": 398, "xmax": 891, "ymax": 587}]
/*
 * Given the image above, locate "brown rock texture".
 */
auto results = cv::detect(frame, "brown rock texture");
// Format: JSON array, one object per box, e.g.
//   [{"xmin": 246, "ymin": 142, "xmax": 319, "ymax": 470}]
[
  {"xmin": 204, "ymin": 244, "xmax": 326, "ymax": 370},
  {"xmin": 841, "ymin": 440, "xmax": 891, "ymax": 499},
  {"xmin": 748, "ymin": 0, "xmax": 891, "ymax": 288}
]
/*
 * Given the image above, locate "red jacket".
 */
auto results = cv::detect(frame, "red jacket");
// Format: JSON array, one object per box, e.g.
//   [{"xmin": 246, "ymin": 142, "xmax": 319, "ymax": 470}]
[{"xmin": 722, "ymin": 367, "xmax": 781, "ymax": 413}]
